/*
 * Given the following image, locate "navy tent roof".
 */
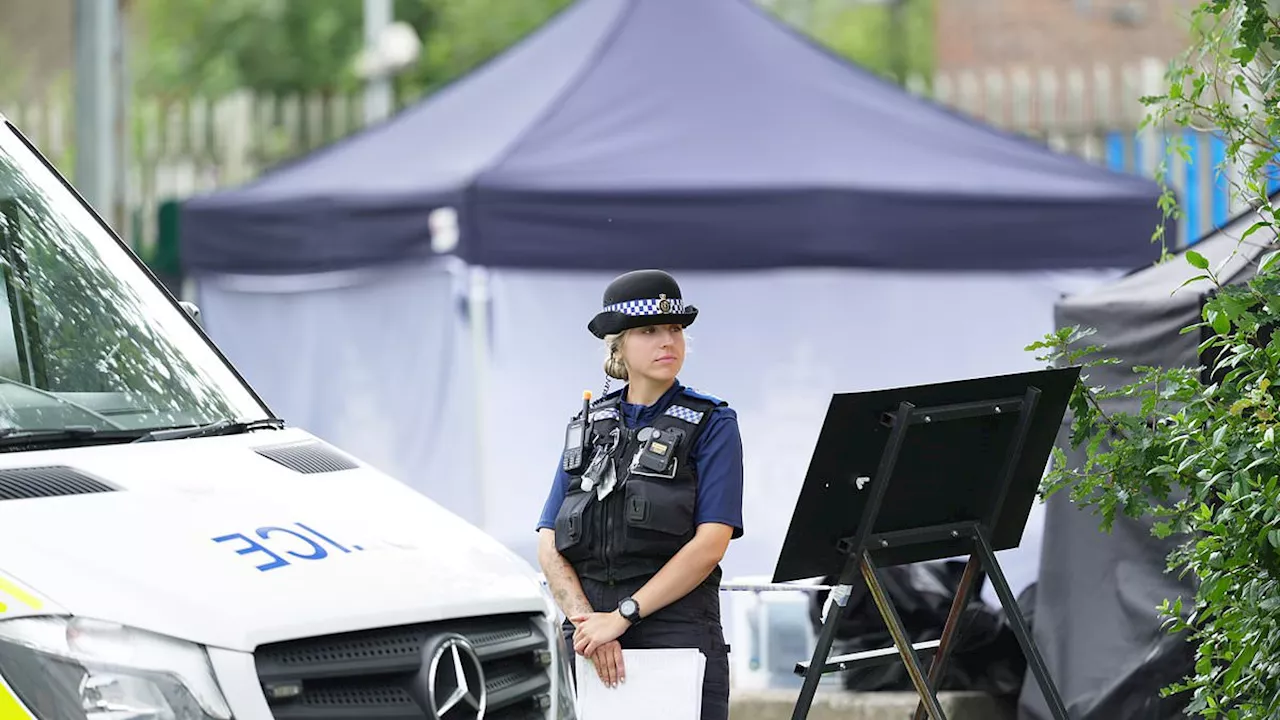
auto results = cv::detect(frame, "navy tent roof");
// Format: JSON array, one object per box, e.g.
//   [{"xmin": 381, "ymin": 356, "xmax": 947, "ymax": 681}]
[{"xmin": 181, "ymin": 0, "xmax": 1170, "ymax": 275}]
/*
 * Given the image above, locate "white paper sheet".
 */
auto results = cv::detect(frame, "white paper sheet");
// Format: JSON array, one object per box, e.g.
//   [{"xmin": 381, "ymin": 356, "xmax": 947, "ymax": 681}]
[{"xmin": 575, "ymin": 648, "xmax": 706, "ymax": 720}]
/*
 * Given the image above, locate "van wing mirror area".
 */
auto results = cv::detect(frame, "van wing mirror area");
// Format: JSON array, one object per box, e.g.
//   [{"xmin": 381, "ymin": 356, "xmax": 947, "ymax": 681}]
[{"xmin": 179, "ymin": 301, "xmax": 202, "ymax": 327}]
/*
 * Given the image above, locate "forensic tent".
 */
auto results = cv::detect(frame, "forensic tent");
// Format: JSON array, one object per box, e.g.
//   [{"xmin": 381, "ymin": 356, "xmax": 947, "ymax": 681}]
[
  {"xmin": 179, "ymin": 0, "xmax": 1167, "ymax": 275},
  {"xmin": 180, "ymin": 0, "xmax": 1168, "ymax": 609},
  {"xmin": 1019, "ymin": 204, "xmax": 1274, "ymax": 720}
]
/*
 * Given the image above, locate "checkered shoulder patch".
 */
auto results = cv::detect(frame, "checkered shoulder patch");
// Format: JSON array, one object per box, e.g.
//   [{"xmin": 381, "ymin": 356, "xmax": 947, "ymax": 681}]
[
  {"xmin": 664, "ymin": 404, "xmax": 705, "ymax": 424},
  {"xmin": 590, "ymin": 408, "xmax": 620, "ymax": 422}
]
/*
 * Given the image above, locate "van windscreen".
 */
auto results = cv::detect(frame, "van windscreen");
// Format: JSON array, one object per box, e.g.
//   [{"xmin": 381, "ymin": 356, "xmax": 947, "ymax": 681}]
[{"xmin": 0, "ymin": 121, "xmax": 268, "ymax": 439}]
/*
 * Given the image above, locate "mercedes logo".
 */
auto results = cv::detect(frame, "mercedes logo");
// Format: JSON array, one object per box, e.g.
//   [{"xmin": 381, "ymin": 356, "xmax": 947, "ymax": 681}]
[{"xmin": 424, "ymin": 634, "xmax": 487, "ymax": 720}]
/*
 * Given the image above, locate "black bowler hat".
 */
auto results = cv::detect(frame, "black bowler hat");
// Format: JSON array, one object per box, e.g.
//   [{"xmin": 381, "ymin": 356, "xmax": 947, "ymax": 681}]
[{"xmin": 587, "ymin": 269, "xmax": 699, "ymax": 339}]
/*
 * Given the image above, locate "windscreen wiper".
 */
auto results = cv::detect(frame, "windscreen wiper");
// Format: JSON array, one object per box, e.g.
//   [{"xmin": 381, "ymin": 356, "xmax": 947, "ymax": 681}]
[
  {"xmin": 132, "ymin": 417, "xmax": 285, "ymax": 443},
  {"xmin": 0, "ymin": 426, "xmax": 104, "ymax": 445}
]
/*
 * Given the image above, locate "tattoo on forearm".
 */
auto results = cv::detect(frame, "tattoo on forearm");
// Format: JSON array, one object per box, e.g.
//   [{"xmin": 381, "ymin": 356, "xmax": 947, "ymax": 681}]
[{"xmin": 546, "ymin": 553, "xmax": 593, "ymax": 616}]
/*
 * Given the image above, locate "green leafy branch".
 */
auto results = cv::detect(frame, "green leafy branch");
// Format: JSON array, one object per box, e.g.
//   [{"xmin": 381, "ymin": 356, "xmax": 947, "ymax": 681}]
[
  {"xmin": 1029, "ymin": 255, "xmax": 1280, "ymax": 716},
  {"xmin": 1025, "ymin": 2, "xmax": 1280, "ymax": 712}
]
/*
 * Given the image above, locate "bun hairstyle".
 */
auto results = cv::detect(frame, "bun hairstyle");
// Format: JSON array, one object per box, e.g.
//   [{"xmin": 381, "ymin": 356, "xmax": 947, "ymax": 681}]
[{"xmin": 603, "ymin": 331, "xmax": 629, "ymax": 380}]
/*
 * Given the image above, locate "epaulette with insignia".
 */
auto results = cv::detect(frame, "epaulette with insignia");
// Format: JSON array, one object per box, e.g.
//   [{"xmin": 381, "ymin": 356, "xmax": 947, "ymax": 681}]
[{"xmin": 680, "ymin": 386, "xmax": 728, "ymax": 407}]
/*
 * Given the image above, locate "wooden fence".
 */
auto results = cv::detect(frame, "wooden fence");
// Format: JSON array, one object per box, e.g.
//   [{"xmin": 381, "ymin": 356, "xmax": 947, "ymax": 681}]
[
  {"xmin": 915, "ymin": 57, "xmax": 1246, "ymax": 248},
  {"xmin": 0, "ymin": 56, "xmax": 1247, "ymax": 266}
]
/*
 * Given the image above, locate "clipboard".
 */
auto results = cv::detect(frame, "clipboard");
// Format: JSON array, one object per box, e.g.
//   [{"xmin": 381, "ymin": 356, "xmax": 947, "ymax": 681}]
[{"xmin": 575, "ymin": 647, "xmax": 706, "ymax": 720}]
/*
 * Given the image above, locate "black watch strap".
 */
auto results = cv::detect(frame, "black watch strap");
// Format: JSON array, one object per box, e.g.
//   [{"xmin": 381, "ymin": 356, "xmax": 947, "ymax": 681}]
[{"xmin": 618, "ymin": 596, "xmax": 642, "ymax": 625}]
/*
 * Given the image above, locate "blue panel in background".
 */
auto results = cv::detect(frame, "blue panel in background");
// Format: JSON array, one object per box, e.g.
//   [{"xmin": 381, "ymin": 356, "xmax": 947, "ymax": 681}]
[
  {"xmin": 1184, "ymin": 134, "xmax": 1200, "ymax": 245},
  {"xmin": 1106, "ymin": 131, "xmax": 1127, "ymax": 174},
  {"xmin": 1211, "ymin": 134, "xmax": 1228, "ymax": 231},
  {"xmin": 1102, "ymin": 129, "xmax": 1248, "ymax": 244}
]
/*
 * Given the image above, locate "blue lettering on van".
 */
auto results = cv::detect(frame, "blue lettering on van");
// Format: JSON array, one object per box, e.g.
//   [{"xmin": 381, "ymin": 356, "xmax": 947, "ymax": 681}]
[
  {"xmin": 256, "ymin": 527, "xmax": 327, "ymax": 561},
  {"xmin": 212, "ymin": 533, "xmax": 290, "ymax": 572},
  {"xmin": 213, "ymin": 523, "xmax": 364, "ymax": 572}
]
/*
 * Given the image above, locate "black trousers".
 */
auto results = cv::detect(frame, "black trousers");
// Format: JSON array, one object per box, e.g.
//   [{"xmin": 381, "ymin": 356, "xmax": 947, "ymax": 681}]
[{"xmin": 562, "ymin": 574, "xmax": 730, "ymax": 720}]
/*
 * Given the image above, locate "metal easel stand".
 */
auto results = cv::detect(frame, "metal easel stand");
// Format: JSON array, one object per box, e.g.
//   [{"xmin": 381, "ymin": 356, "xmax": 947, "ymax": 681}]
[{"xmin": 771, "ymin": 369, "xmax": 1079, "ymax": 720}]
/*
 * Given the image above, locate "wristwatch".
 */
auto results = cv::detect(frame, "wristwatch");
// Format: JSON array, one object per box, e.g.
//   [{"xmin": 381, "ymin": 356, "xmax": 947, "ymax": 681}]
[{"xmin": 618, "ymin": 596, "xmax": 642, "ymax": 625}]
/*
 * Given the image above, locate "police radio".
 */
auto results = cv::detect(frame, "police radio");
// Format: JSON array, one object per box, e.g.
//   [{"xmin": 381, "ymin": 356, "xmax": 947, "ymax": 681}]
[{"xmin": 562, "ymin": 391, "xmax": 592, "ymax": 475}]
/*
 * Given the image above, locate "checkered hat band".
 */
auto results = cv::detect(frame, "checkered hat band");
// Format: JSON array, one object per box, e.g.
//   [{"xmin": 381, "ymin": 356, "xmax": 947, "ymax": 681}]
[
  {"xmin": 664, "ymin": 405, "xmax": 704, "ymax": 424},
  {"xmin": 603, "ymin": 297, "xmax": 684, "ymax": 317}
]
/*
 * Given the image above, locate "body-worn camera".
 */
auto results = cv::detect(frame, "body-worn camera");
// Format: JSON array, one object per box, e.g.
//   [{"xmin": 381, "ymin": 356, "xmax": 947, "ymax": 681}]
[{"xmin": 636, "ymin": 426, "xmax": 684, "ymax": 475}]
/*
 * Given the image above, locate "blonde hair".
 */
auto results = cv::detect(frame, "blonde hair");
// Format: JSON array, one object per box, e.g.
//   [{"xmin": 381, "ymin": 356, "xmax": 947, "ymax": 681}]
[{"xmin": 603, "ymin": 331, "xmax": 630, "ymax": 380}]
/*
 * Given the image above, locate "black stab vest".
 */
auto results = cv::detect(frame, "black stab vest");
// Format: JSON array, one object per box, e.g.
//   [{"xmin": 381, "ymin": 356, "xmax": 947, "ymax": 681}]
[{"xmin": 554, "ymin": 388, "xmax": 724, "ymax": 584}]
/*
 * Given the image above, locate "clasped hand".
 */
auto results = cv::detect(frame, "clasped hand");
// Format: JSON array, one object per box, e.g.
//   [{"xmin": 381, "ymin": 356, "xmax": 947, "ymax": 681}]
[{"xmin": 570, "ymin": 611, "xmax": 631, "ymax": 688}]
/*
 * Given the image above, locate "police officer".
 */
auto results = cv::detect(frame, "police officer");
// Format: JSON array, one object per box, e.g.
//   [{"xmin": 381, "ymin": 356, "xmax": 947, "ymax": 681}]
[{"xmin": 536, "ymin": 269, "xmax": 744, "ymax": 720}]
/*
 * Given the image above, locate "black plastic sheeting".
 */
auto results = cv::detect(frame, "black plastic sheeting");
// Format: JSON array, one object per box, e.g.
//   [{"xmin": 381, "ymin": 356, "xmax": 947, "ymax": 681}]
[
  {"xmin": 1016, "ymin": 436, "xmax": 1198, "ymax": 720},
  {"xmin": 806, "ymin": 554, "xmax": 1197, "ymax": 717},
  {"xmin": 807, "ymin": 560, "xmax": 1028, "ymax": 699}
]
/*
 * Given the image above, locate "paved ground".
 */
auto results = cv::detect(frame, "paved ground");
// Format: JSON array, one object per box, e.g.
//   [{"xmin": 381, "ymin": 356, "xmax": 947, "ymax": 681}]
[{"xmin": 730, "ymin": 689, "xmax": 1017, "ymax": 720}]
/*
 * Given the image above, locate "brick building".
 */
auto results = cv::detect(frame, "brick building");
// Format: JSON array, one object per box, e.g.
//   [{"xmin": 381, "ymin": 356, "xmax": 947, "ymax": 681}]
[{"xmin": 935, "ymin": 0, "xmax": 1199, "ymax": 72}]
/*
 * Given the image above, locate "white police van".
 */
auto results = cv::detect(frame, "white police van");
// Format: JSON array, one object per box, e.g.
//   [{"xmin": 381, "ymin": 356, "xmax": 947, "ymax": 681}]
[{"xmin": 0, "ymin": 114, "xmax": 575, "ymax": 719}]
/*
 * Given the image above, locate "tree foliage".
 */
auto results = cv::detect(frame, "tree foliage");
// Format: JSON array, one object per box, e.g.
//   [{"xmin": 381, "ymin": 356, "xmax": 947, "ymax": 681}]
[
  {"xmin": 769, "ymin": 0, "xmax": 935, "ymax": 82},
  {"xmin": 1028, "ymin": 1, "xmax": 1280, "ymax": 716},
  {"xmin": 128, "ymin": 0, "xmax": 935, "ymax": 102},
  {"xmin": 128, "ymin": 0, "xmax": 573, "ymax": 101}
]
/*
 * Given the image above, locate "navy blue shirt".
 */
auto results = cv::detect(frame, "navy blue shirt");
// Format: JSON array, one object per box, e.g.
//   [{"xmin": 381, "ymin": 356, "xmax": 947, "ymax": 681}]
[{"xmin": 536, "ymin": 380, "xmax": 745, "ymax": 539}]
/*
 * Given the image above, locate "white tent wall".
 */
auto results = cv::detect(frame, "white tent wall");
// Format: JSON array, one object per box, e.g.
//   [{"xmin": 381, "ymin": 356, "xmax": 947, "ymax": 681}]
[
  {"xmin": 189, "ymin": 261, "xmax": 1129, "ymax": 684},
  {"xmin": 194, "ymin": 258, "xmax": 482, "ymax": 522},
  {"xmin": 480, "ymin": 267, "xmax": 1128, "ymax": 608}
]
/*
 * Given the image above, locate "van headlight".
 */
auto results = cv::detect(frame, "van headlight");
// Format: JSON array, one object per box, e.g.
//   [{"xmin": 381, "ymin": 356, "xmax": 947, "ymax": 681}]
[
  {"xmin": 545, "ymin": 616, "xmax": 577, "ymax": 720},
  {"xmin": 0, "ymin": 616, "xmax": 231, "ymax": 720}
]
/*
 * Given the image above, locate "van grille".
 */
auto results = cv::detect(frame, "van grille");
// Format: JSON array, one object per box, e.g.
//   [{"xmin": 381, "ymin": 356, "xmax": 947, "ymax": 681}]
[
  {"xmin": 254, "ymin": 441, "xmax": 359, "ymax": 474},
  {"xmin": 254, "ymin": 613, "xmax": 552, "ymax": 720},
  {"xmin": 0, "ymin": 465, "xmax": 115, "ymax": 501}
]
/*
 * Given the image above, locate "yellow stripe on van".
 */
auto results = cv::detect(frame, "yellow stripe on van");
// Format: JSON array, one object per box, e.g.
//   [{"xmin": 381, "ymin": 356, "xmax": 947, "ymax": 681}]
[
  {"xmin": 0, "ymin": 673, "xmax": 34, "ymax": 720},
  {"xmin": 0, "ymin": 578, "xmax": 41, "ymax": 611}
]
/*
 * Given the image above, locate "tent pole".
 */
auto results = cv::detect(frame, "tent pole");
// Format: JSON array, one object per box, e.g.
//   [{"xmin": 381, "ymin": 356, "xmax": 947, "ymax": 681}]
[
  {"xmin": 363, "ymin": 0, "xmax": 393, "ymax": 124},
  {"xmin": 74, "ymin": 0, "xmax": 120, "ymax": 230},
  {"xmin": 469, "ymin": 265, "xmax": 491, "ymax": 532}
]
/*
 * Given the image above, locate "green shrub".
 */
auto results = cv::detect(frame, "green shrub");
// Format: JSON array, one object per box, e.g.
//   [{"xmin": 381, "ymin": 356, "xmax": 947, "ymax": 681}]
[{"xmin": 1026, "ymin": 4, "xmax": 1280, "ymax": 715}]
